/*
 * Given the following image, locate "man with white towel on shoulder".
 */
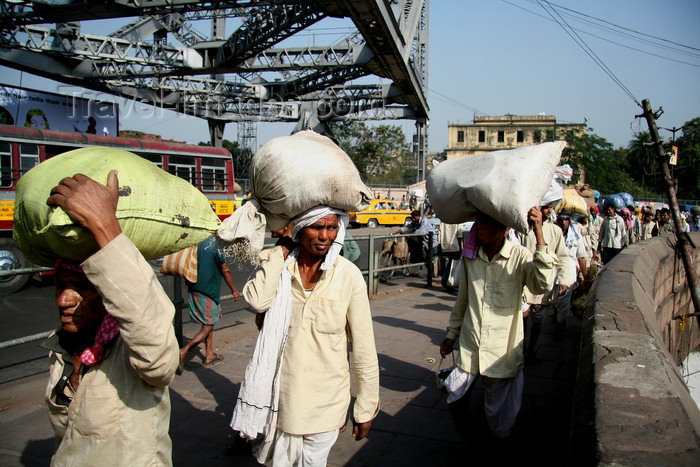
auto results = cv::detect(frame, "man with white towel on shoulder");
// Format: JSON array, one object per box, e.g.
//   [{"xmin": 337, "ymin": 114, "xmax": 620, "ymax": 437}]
[{"xmin": 230, "ymin": 206, "xmax": 380, "ymax": 466}]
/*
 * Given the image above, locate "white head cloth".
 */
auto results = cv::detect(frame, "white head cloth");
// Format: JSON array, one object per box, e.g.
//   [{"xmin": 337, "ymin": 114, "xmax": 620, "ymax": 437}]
[{"xmin": 290, "ymin": 205, "xmax": 349, "ymax": 271}]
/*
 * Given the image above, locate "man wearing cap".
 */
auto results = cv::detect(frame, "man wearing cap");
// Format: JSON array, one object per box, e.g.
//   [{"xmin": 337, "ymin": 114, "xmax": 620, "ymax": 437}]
[
  {"xmin": 439, "ymin": 207, "xmax": 556, "ymax": 442},
  {"xmin": 231, "ymin": 206, "xmax": 380, "ymax": 465},
  {"xmin": 43, "ymin": 171, "xmax": 179, "ymax": 465}
]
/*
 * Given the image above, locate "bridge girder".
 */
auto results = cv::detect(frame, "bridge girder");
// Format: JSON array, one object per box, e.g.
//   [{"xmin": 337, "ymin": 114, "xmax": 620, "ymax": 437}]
[{"xmin": 0, "ymin": 0, "xmax": 429, "ymax": 128}]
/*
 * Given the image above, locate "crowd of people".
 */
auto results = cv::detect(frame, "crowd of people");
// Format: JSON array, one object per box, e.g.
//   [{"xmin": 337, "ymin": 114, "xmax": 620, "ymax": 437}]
[{"xmin": 37, "ymin": 161, "xmax": 698, "ymax": 466}]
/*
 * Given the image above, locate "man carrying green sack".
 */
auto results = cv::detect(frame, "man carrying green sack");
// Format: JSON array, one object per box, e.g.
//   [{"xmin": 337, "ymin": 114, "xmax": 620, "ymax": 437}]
[{"xmin": 42, "ymin": 171, "xmax": 179, "ymax": 465}]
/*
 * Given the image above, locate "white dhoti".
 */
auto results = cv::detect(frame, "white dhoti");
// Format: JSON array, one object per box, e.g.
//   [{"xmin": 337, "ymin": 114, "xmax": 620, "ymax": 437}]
[
  {"xmin": 261, "ymin": 429, "xmax": 339, "ymax": 467},
  {"xmin": 444, "ymin": 366, "xmax": 524, "ymax": 439}
]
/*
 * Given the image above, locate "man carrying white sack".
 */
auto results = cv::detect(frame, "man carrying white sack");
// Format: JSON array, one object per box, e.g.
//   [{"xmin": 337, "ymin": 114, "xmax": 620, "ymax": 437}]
[
  {"xmin": 230, "ymin": 206, "xmax": 380, "ymax": 466},
  {"xmin": 439, "ymin": 207, "xmax": 556, "ymax": 444},
  {"xmin": 43, "ymin": 171, "xmax": 179, "ymax": 465}
]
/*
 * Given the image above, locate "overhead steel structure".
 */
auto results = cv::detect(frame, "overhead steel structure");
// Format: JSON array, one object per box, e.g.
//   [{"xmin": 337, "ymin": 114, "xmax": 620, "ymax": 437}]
[{"xmin": 0, "ymin": 0, "xmax": 430, "ymax": 180}]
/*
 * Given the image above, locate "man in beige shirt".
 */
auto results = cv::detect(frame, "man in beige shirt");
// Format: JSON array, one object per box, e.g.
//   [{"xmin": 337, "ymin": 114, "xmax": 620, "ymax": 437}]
[
  {"xmin": 44, "ymin": 171, "xmax": 179, "ymax": 466},
  {"xmin": 439, "ymin": 207, "xmax": 555, "ymax": 442},
  {"xmin": 518, "ymin": 202, "xmax": 571, "ymax": 364},
  {"xmin": 231, "ymin": 206, "xmax": 380, "ymax": 466}
]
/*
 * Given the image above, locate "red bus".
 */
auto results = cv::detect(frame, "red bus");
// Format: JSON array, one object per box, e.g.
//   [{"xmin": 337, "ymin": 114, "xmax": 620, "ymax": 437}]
[{"xmin": 0, "ymin": 123, "xmax": 236, "ymax": 294}]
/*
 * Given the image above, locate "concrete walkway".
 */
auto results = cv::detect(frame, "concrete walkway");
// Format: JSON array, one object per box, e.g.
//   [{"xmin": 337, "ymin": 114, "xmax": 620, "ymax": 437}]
[{"xmin": 0, "ymin": 277, "xmax": 581, "ymax": 466}]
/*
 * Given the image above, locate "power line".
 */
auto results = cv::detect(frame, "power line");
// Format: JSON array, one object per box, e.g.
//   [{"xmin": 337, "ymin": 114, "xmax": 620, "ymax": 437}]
[
  {"xmin": 535, "ymin": 0, "xmax": 642, "ymax": 107},
  {"xmin": 502, "ymin": 0, "xmax": 700, "ymax": 68},
  {"xmin": 429, "ymin": 88, "xmax": 483, "ymax": 115},
  {"xmin": 545, "ymin": 1, "xmax": 700, "ymax": 53}
]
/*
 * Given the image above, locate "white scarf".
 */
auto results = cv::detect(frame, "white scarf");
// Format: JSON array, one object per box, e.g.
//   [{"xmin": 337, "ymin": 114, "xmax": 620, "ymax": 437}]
[
  {"xmin": 230, "ymin": 206, "xmax": 348, "ymax": 456},
  {"xmin": 563, "ymin": 222, "xmax": 582, "ymax": 248}
]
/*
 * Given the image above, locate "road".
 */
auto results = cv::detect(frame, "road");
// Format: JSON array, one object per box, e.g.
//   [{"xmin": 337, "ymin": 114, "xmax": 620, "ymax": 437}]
[{"xmin": 0, "ymin": 226, "xmax": 399, "ymax": 384}]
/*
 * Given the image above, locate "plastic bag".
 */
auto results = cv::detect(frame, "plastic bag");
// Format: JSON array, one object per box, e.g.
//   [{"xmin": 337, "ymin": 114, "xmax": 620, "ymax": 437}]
[{"xmin": 446, "ymin": 258, "xmax": 462, "ymax": 288}]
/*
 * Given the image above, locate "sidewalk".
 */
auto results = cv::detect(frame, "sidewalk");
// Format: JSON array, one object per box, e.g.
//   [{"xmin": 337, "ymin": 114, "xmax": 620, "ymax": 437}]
[{"xmin": 0, "ymin": 278, "xmax": 581, "ymax": 466}]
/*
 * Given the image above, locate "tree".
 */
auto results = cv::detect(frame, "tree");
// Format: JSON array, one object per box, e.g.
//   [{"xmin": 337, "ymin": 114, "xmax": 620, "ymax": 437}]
[
  {"xmin": 672, "ymin": 117, "xmax": 700, "ymax": 200},
  {"xmin": 222, "ymin": 140, "xmax": 254, "ymax": 181},
  {"xmin": 331, "ymin": 121, "xmax": 411, "ymax": 183},
  {"xmin": 199, "ymin": 139, "xmax": 254, "ymax": 180},
  {"xmin": 626, "ymin": 132, "xmax": 663, "ymax": 195},
  {"xmin": 559, "ymin": 129, "xmax": 656, "ymax": 197}
]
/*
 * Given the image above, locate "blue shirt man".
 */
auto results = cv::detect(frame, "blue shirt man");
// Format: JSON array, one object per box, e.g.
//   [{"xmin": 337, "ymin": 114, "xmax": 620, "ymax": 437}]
[{"xmin": 178, "ymin": 235, "xmax": 240, "ymax": 373}]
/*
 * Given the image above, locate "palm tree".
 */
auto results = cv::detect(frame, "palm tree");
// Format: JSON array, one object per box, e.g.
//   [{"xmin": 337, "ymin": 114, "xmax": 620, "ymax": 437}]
[{"xmin": 627, "ymin": 132, "xmax": 660, "ymax": 193}]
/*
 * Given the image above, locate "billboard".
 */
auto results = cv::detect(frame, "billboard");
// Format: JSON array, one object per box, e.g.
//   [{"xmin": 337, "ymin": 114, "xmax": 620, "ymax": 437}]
[{"xmin": 0, "ymin": 84, "xmax": 118, "ymax": 136}]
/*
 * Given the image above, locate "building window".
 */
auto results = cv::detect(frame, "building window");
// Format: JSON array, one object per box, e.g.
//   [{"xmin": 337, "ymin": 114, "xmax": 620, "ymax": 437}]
[
  {"xmin": 478, "ymin": 130, "xmax": 485, "ymax": 143},
  {"xmin": 517, "ymin": 131, "xmax": 524, "ymax": 143},
  {"xmin": 457, "ymin": 130, "xmax": 464, "ymax": 143},
  {"xmin": 546, "ymin": 130, "xmax": 554, "ymax": 140},
  {"xmin": 534, "ymin": 131, "xmax": 541, "ymax": 143},
  {"xmin": 497, "ymin": 131, "xmax": 504, "ymax": 143}
]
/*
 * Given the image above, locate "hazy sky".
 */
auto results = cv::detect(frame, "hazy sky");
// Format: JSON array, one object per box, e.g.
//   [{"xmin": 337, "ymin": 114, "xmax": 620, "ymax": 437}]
[{"xmin": 2, "ymin": 0, "xmax": 698, "ymax": 153}]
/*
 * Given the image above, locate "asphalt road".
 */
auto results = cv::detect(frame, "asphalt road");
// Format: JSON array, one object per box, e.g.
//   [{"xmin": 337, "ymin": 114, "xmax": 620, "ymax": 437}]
[{"xmin": 0, "ymin": 226, "xmax": 399, "ymax": 385}]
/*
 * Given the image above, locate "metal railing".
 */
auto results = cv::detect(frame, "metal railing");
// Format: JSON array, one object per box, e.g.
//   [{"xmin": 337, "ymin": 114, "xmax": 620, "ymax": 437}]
[{"xmin": 0, "ymin": 231, "xmax": 439, "ymax": 349}]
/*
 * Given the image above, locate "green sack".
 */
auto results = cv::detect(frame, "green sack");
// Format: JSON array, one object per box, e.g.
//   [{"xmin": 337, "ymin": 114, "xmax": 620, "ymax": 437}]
[{"xmin": 13, "ymin": 146, "xmax": 221, "ymax": 266}]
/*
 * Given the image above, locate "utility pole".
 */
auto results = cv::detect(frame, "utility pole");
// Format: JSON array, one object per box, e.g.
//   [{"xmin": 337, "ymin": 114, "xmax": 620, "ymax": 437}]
[{"xmin": 638, "ymin": 99, "xmax": 700, "ymax": 323}]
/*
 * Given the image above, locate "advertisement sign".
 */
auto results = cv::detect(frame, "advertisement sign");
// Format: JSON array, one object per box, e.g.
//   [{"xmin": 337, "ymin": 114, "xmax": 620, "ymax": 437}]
[
  {"xmin": 0, "ymin": 84, "xmax": 118, "ymax": 136},
  {"xmin": 669, "ymin": 145, "xmax": 678, "ymax": 165}
]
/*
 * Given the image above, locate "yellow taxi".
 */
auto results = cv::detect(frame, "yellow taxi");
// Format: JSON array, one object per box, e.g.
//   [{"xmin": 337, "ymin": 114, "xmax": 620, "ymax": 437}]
[{"xmin": 349, "ymin": 199, "xmax": 413, "ymax": 228}]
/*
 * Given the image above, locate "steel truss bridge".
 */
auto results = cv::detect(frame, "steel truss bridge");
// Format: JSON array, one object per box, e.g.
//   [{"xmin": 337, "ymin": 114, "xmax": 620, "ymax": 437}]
[{"xmin": 0, "ymin": 0, "xmax": 430, "ymax": 179}]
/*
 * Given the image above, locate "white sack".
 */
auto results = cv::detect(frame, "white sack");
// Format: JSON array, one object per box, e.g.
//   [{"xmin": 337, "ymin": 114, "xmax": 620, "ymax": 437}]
[
  {"xmin": 541, "ymin": 164, "xmax": 574, "ymax": 207},
  {"xmin": 426, "ymin": 141, "xmax": 566, "ymax": 233},
  {"xmin": 218, "ymin": 130, "xmax": 372, "ymax": 258}
]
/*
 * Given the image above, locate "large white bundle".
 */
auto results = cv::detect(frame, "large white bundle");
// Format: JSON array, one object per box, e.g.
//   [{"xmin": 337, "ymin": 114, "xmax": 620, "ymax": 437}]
[
  {"xmin": 426, "ymin": 142, "xmax": 566, "ymax": 233},
  {"xmin": 218, "ymin": 130, "xmax": 372, "ymax": 260},
  {"xmin": 541, "ymin": 164, "xmax": 574, "ymax": 208}
]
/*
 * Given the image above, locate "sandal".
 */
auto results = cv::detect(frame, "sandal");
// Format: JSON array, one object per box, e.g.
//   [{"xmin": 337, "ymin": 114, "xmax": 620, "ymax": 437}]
[{"xmin": 203, "ymin": 354, "xmax": 224, "ymax": 366}]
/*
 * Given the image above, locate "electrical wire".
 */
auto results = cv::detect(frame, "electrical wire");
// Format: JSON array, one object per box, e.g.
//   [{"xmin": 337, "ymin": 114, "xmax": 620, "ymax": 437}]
[
  {"xmin": 429, "ymin": 88, "xmax": 483, "ymax": 115},
  {"xmin": 544, "ymin": 1, "xmax": 700, "ymax": 54},
  {"xmin": 535, "ymin": 0, "xmax": 642, "ymax": 107},
  {"xmin": 502, "ymin": 0, "xmax": 700, "ymax": 67}
]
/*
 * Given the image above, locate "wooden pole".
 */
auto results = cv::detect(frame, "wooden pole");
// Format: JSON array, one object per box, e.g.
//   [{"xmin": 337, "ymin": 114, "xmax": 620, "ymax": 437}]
[{"xmin": 639, "ymin": 99, "xmax": 700, "ymax": 322}]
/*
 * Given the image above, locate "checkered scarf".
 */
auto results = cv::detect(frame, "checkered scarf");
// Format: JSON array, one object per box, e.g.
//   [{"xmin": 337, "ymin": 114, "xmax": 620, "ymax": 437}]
[{"xmin": 80, "ymin": 314, "xmax": 120, "ymax": 366}]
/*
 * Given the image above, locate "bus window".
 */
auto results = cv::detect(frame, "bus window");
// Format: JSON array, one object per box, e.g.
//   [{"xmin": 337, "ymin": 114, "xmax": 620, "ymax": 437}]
[
  {"xmin": 168, "ymin": 155, "xmax": 196, "ymax": 185},
  {"xmin": 19, "ymin": 144, "xmax": 39, "ymax": 176},
  {"xmin": 0, "ymin": 142, "xmax": 11, "ymax": 187},
  {"xmin": 200, "ymin": 157, "xmax": 226, "ymax": 192},
  {"xmin": 141, "ymin": 153, "xmax": 163, "ymax": 169},
  {"xmin": 44, "ymin": 144, "xmax": 77, "ymax": 160}
]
